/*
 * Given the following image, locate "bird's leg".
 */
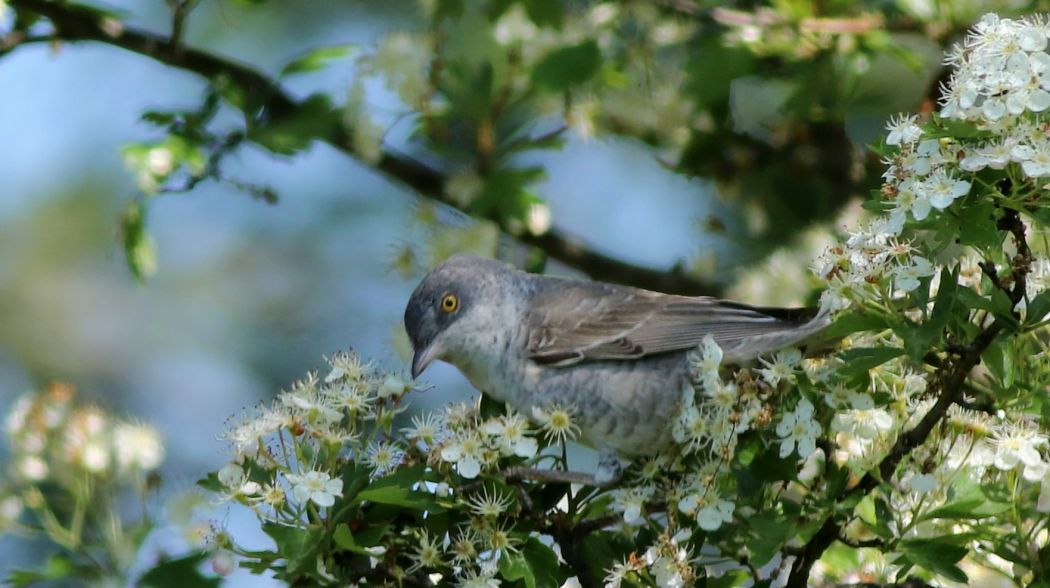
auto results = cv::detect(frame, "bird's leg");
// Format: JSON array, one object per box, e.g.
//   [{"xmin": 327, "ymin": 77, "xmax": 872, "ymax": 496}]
[{"xmin": 594, "ymin": 447, "xmax": 626, "ymax": 485}]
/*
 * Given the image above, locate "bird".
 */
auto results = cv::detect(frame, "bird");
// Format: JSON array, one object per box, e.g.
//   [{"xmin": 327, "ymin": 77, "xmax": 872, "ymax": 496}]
[{"xmin": 404, "ymin": 255, "xmax": 830, "ymax": 484}]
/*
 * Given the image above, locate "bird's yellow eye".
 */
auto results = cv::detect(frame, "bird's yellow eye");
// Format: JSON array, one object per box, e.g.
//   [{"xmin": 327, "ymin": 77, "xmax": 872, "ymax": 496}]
[{"xmin": 440, "ymin": 293, "xmax": 459, "ymax": 313}]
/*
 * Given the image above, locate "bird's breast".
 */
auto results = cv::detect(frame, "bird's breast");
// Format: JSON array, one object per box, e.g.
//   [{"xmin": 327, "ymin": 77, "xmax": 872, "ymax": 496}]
[{"xmin": 446, "ymin": 323, "xmax": 691, "ymax": 456}]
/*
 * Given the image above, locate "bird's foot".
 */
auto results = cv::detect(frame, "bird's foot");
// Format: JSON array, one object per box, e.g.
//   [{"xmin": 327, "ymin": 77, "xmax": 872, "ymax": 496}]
[{"xmin": 594, "ymin": 447, "xmax": 627, "ymax": 485}]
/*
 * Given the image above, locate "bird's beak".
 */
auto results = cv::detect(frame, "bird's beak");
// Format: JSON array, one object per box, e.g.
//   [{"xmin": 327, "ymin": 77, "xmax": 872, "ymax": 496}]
[{"xmin": 411, "ymin": 340, "xmax": 442, "ymax": 379}]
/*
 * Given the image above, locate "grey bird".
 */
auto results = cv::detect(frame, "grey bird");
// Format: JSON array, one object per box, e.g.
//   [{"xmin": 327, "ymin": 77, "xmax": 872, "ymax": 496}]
[{"xmin": 404, "ymin": 255, "xmax": 830, "ymax": 484}]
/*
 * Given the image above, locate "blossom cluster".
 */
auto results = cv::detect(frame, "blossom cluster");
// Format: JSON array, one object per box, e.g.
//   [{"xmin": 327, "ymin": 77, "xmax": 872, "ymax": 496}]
[
  {"xmin": 0, "ymin": 383, "xmax": 168, "ymax": 584},
  {"xmin": 216, "ymin": 351, "xmax": 419, "ymax": 511},
  {"xmin": 604, "ymin": 531, "xmax": 696, "ymax": 588},
  {"xmin": 5, "ymin": 382, "xmax": 164, "ymax": 486},
  {"xmin": 799, "ymin": 13, "xmax": 1050, "ymax": 586},
  {"xmin": 212, "ymin": 351, "xmax": 567, "ymax": 585}
]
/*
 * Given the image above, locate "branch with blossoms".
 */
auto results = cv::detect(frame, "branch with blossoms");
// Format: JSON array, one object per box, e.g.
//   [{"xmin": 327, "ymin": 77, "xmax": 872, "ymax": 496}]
[
  {"xmin": 0, "ymin": 384, "xmax": 186, "ymax": 586},
  {"xmin": 784, "ymin": 13, "xmax": 1050, "ymax": 586}
]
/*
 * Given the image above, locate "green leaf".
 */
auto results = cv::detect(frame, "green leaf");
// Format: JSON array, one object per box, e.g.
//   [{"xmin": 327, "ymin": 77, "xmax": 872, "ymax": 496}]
[
  {"xmin": 746, "ymin": 514, "xmax": 795, "ymax": 566},
  {"xmin": 521, "ymin": 0, "xmax": 564, "ymax": 28},
  {"xmin": 138, "ymin": 552, "xmax": 220, "ymax": 588},
  {"xmin": 956, "ymin": 286, "xmax": 994, "ymax": 312},
  {"xmin": 521, "ymin": 536, "xmax": 567, "ymax": 588},
  {"xmin": 531, "ymin": 41, "xmax": 601, "ymax": 92},
  {"xmin": 856, "ymin": 495, "xmax": 877, "ymax": 526},
  {"xmin": 707, "ymin": 570, "xmax": 752, "ymax": 587},
  {"xmin": 957, "ymin": 201, "xmax": 1001, "ymax": 251},
  {"xmin": 923, "ymin": 497, "xmax": 1010, "ymax": 520},
  {"xmin": 354, "ymin": 466, "xmax": 442, "ymax": 511},
  {"xmin": 903, "ymin": 267, "xmax": 959, "ymax": 360},
  {"xmin": 499, "ymin": 551, "xmax": 535, "ymax": 588},
  {"xmin": 899, "ymin": 538, "xmax": 969, "ymax": 583},
  {"xmin": 750, "ymin": 447, "xmax": 799, "ymax": 483},
  {"xmin": 855, "ymin": 495, "xmax": 893, "ymax": 539},
  {"xmin": 836, "ymin": 347, "xmax": 904, "ymax": 378},
  {"xmin": 122, "ymin": 200, "xmax": 157, "ymax": 283},
  {"xmin": 280, "ymin": 45, "xmax": 356, "ymax": 77},
  {"xmin": 686, "ymin": 37, "xmax": 756, "ymax": 109},
  {"xmin": 196, "ymin": 472, "xmax": 223, "ymax": 493},
  {"xmin": 6, "ymin": 554, "xmax": 81, "ymax": 587},
  {"xmin": 250, "ymin": 94, "xmax": 341, "ymax": 155},
  {"xmin": 823, "ymin": 311, "xmax": 890, "ymax": 338},
  {"xmin": 434, "ymin": 0, "xmax": 464, "ymax": 19},
  {"xmin": 1028, "ymin": 289, "xmax": 1050, "ymax": 324},
  {"xmin": 339, "ymin": 461, "xmax": 372, "ymax": 504},
  {"xmin": 333, "ymin": 523, "xmax": 376, "ymax": 556},
  {"xmin": 923, "ymin": 480, "xmax": 1010, "ymax": 520},
  {"xmin": 990, "ymin": 288, "xmax": 1018, "ymax": 324},
  {"xmin": 262, "ymin": 523, "xmax": 323, "ymax": 575},
  {"xmin": 579, "ymin": 533, "xmax": 632, "ymax": 585}
]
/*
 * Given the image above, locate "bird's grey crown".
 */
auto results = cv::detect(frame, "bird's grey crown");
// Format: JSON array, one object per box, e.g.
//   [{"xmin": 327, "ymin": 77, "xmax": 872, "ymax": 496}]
[{"xmin": 403, "ymin": 255, "xmax": 522, "ymax": 353}]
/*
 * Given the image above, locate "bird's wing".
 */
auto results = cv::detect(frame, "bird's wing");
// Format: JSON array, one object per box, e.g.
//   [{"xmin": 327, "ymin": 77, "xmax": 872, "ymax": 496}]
[{"xmin": 526, "ymin": 279, "xmax": 821, "ymax": 366}]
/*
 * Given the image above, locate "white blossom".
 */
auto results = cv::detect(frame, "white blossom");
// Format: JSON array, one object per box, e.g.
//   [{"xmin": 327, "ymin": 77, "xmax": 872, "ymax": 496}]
[
  {"xmin": 757, "ymin": 347, "xmax": 802, "ymax": 387},
  {"xmin": 885, "ymin": 114, "xmax": 923, "ymax": 146},
  {"xmin": 481, "ymin": 413, "xmax": 538, "ymax": 458},
  {"xmin": 440, "ymin": 431, "xmax": 486, "ymax": 479},
  {"xmin": 610, "ymin": 485, "xmax": 655, "ymax": 525},
  {"xmin": 287, "ymin": 469, "xmax": 343, "ymax": 508},
  {"xmin": 776, "ymin": 398, "xmax": 821, "ymax": 458},
  {"xmin": 991, "ymin": 421, "xmax": 1047, "ymax": 480}
]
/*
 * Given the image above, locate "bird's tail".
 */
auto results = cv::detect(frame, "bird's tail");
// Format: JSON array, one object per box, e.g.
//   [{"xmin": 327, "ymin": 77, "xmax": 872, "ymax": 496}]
[{"xmin": 718, "ymin": 302, "xmax": 833, "ymax": 363}]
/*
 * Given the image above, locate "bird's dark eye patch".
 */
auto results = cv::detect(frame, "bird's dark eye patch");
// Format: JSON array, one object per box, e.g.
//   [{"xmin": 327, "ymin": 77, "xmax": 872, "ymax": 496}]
[{"xmin": 440, "ymin": 293, "xmax": 459, "ymax": 313}]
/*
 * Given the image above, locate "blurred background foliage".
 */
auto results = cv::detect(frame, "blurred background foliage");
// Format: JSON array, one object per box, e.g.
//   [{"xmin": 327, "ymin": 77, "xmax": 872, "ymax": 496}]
[{"xmin": 1, "ymin": 0, "xmax": 1048, "ymax": 583}]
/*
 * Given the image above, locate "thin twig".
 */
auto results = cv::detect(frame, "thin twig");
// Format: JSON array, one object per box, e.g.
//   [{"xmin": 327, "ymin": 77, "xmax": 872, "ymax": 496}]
[{"xmin": 503, "ymin": 466, "xmax": 602, "ymax": 486}]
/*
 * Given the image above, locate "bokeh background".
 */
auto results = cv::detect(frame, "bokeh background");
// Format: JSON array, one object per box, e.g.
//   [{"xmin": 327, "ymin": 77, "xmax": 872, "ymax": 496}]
[{"xmin": 0, "ymin": 0, "xmax": 1041, "ymax": 583}]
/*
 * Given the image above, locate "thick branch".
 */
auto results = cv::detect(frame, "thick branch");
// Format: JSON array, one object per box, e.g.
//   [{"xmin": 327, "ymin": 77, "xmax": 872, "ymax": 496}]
[{"xmin": 4, "ymin": 0, "xmax": 720, "ymax": 296}]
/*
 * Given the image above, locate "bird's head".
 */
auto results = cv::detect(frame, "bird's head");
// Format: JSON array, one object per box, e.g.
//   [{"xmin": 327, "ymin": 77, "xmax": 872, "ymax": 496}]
[{"xmin": 404, "ymin": 255, "xmax": 516, "ymax": 378}]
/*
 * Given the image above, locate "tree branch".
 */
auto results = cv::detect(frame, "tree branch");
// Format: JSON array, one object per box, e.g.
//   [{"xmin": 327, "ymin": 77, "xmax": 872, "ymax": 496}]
[{"xmin": 4, "ymin": 0, "xmax": 720, "ymax": 296}]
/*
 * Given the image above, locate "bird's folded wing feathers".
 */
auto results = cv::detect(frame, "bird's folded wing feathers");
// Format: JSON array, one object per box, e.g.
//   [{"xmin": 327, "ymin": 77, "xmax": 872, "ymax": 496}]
[{"xmin": 526, "ymin": 280, "xmax": 826, "ymax": 366}]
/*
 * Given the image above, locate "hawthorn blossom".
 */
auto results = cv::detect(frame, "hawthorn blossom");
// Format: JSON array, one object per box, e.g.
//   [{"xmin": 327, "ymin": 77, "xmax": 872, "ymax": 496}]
[
  {"xmin": 325, "ymin": 350, "xmax": 372, "ymax": 383},
  {"xmin": 921, "ymin": 169, "xmax": 971, "ymax": 211},
  {"xmin": 678, "ymin": 483, "xmax": 734, "ymax": 531},
  {"xmin": 407, "ymin": 530, "xmax": 446, "ymax": 572},
  {"xmin": 532, "ymin": 404, "xmax": 580, "ymax": 444},
  {"xmin": 892, "ymin": 256, "xmax": 935, "ymax": 292},
  {"xmin": 757, "ymin": 347, "xmax": 802, "ymax": 387},
  {"xmin": 776, "ymin": 398, "xmax": 821, "ymax": 458},
  {"xmin": 885, "ymin": 114, "xmax": 922, "ymax": 146},
  {"xmin": 113, "ymin": 423, "xmax": 165, "ymax": 471},
  {"xmin": 610, "ymin": 485, "xmax": 656, "ymax": 525},
  {"xmin": 287, "ymin": 469, "xmax": 344, "ymax": 508},
  {"xmin": 402, "ymin": 412, "xmax": 447, "ymax": 449},
  {"xmin": 672, "ymin": 404, "xmax": 710, "ymax": 455},
  {"xmin": 481, "ymin": 413, "xmax": 538, "ymax": 458},
  {"xmin": 440, "ymin": 430, "xmax": 487, "ymax": 479},
  {"xmin": 991, "ymin": 421, "xmax": 1048, "ymax": 480},
  {"xmin": 688, "ymin": 335, "xmax": 723, "ymax": 390},
  {"xmin": 466, "ymin": 486, "xmax": 514, "ymax": 518},
  {"xmin": 365, "ymin": 440, "xmax": 405, "ymax": 477}
]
